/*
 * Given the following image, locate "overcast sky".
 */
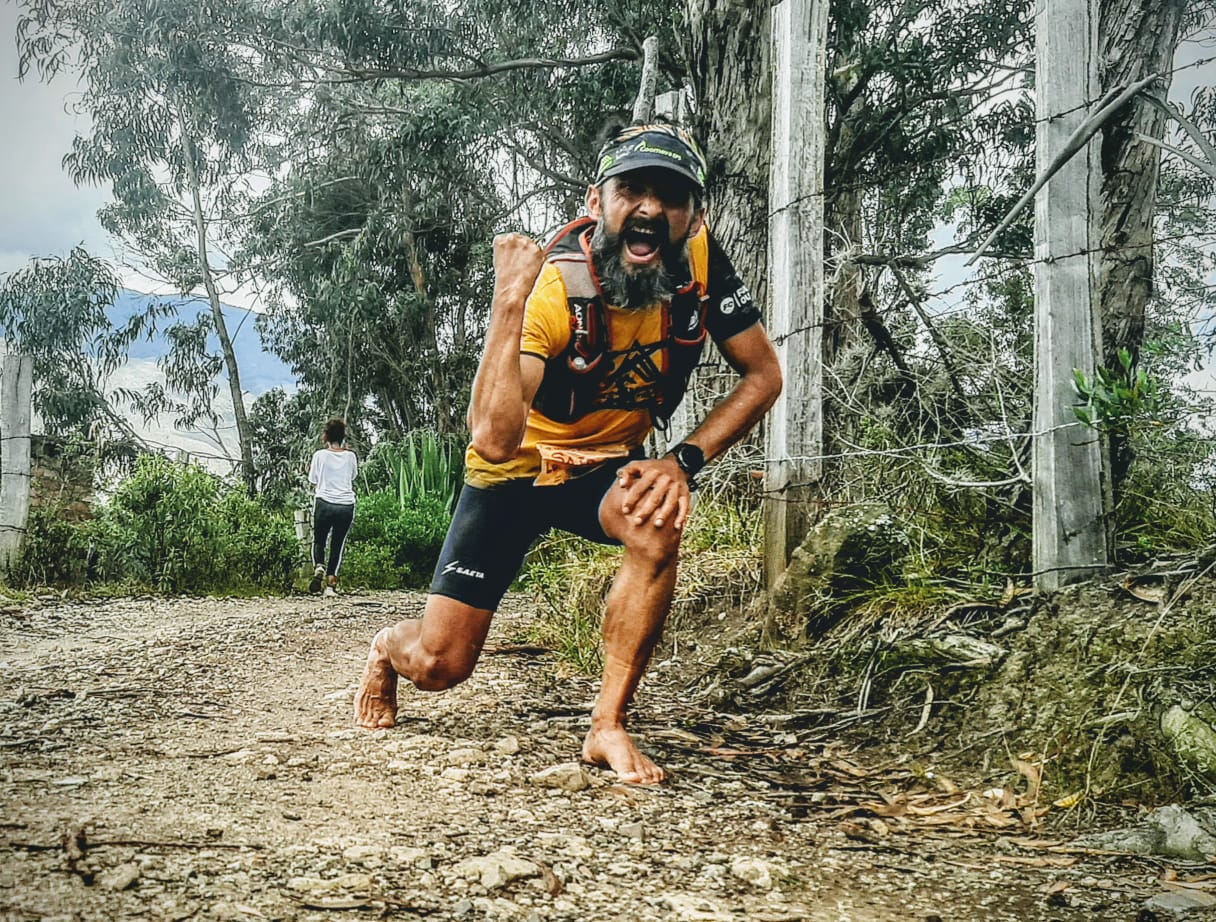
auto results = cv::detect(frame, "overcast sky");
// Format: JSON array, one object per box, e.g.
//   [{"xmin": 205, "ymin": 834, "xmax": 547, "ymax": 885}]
[{"xmin": 0, "ymin": 3, "xmax": 109, "ymax": 274}]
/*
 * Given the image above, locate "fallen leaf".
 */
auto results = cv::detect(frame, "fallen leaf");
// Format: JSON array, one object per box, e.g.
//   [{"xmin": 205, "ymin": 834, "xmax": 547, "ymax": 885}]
[{"xmin": 1122, "ymin": 576, "xmax": 1166, "ymax": 604}]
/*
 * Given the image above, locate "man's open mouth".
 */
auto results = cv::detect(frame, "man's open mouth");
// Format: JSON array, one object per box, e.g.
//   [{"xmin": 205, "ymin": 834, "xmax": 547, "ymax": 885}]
[{"xmin": 623, "ymin": 225, "xmax": 662, "ymax": 262}]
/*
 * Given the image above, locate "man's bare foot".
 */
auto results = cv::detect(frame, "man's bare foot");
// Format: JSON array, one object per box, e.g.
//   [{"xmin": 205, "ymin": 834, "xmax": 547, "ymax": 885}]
[
  {"xmin": 354, "ymin": 627, "xmax": 398, "ymax": 729},
  {"xmin": 582, "ymin": 724, "xmax": 666, "ymax": 784}
]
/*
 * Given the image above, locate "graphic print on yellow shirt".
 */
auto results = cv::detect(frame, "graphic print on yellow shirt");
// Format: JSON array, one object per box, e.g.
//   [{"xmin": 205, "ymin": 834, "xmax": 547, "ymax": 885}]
[{"xmin": 465, "ymin": 225, "xmax": 760, "ymax": 487}]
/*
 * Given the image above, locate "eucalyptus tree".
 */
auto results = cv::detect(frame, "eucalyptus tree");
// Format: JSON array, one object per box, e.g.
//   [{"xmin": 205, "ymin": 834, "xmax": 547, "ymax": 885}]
[
  {"xmin": 240, "ymin": 0, "xmax": 675, "ymax": 438},
  {"xmin": 1095, "ymin": 0, "xmax": 1205, "ymax": 491},
  {"xmin": 0, "ymin": 248, "xmax": 157, "ymax": 442},
  {"xmin": 15, "ymin": 0, "xmax": 292, "ymax": 491}
]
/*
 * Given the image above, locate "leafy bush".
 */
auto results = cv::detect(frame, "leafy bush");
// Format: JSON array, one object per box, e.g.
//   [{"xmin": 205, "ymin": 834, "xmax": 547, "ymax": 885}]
[
  {"xmin": 342, "ymin": 490, "xmax": 452, "ymax": 589},
  {"xmin": 212, "ymin": 490, "xmax": 301, "ymax": 592},
  {"xmin": 59, "ymin": 453, "xmax": 301, "ymax": 594},
  {"xmin": 90, "ymin": 454, "xmax": 223, "ymax": 591},
  {"xmin": 10, "ymin": 504, "xmax": 90, "ymax": 586}
]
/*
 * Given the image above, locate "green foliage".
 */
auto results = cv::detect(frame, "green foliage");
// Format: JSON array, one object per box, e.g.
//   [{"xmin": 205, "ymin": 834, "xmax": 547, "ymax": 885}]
[
  {"xmin": 519, "ymin": 531, "xmax": 613, "ymax": 676},
  {"xmin": 250, "ymin": 387, "xmax": 316, "ymax": 510},
  {"xmin": 519, "ymin": 488, "xmax": 766, "ymax": 674},
  {"xmin": 10, "ymin": 505, "xmax": 90, "ymax": 586},
  {"xmin": 85, "ymin": 454, "xmax": 298, "ymax": 593},
  {"xmin": 361, "ymin": 431, "xmax": 464, "ymax": 514},
  {"xmin": 343, "ymin": 490, "xmax": 451, "ymax": 589},
  {"xmin": 17, "ymin": 0, "xmax": 274, "ymax": 485},
  {"xmin": 1073, "ymin": 349, "xmax": 1163, "ymax": 436},
  {"xmin": 0, "ymin": 248, "xmax": 160, "ymax": 440}
]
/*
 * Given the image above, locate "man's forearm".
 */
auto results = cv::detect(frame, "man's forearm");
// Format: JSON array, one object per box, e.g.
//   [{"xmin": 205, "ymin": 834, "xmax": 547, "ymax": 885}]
[
  {"xmin": 468, "ymin": 233, "xmax": 544, "ymax": 462},
  {"xmin": 468, "ymin": 307, "xmax": 529, "ymax": 462},
  {"xmin": 681, "ymin": 370, "xmax": 780, "ymax": 462}
]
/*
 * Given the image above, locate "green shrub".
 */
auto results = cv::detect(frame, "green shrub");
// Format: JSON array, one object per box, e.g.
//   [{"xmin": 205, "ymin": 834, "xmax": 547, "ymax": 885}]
[
  {"xmin": 213, "ymin": 490, "xmax": 301, "ymax": 592},
  {"xmin": 10, "ymin": 504, "xmax": 90, "ymax": 586},
  {"xmin": 90, "ymin": 454, "xmax": 222, "ymax": 592},
  {"xmin": 81, "ymin": 453, "xmax": 299, "ymax": 594},
  {"xmin": 360, "ymin": 431, "xmax": 464, "ymax": 514},
  {"xmin": 343, "ymin": 490, "xmax": 452, "ymax": 589}
]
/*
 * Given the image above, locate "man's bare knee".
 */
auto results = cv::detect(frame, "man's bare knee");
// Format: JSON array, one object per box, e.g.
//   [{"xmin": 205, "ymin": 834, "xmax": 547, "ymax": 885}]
[
  {"xmin": 620, "ymin": 526, "xmax": 681, "ymax": 571},
  {"xmin": 411, "ymin": 650, "xmax": 475, "ymax": 691}
]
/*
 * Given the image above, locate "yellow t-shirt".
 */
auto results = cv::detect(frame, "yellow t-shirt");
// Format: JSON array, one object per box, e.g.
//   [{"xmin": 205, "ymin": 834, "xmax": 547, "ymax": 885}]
[{"xmin": 466, "ymin": 227, "xmax": 719, "ymax": 487}]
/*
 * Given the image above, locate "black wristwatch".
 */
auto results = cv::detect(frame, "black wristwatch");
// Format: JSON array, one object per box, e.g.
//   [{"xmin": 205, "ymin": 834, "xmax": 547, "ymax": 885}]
[{"xmin": 668, "ymin": 442, "xmax": 706, "ymax": 489}]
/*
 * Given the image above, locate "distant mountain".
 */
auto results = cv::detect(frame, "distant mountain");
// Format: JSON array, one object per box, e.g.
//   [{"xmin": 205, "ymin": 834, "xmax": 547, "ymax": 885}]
[{"xmin": 107, "ymin": 289, "xmax": 295, "ymax": 396}]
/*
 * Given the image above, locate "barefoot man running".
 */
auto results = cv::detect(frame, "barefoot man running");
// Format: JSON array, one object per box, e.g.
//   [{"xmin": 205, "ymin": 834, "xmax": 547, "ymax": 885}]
[{"xmin": 355, "ymin": 123, "xmax": 782, "ymax": 783}]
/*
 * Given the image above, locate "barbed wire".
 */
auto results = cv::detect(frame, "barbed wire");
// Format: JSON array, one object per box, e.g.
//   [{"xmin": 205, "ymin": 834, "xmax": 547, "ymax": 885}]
[
  {"xmin": 1031, "ymin": 54, "xmax": 1216, "ymax": 126},
  {"xmin": 767, "ymin": 228, "xmax": 1216, "ymax": 345},
  {"xmin": 770, "ymin": 54, "xmax": 1216, "ymax": 221}
]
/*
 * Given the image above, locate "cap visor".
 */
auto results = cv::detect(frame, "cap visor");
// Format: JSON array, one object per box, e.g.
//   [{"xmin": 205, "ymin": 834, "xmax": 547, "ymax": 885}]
[{"xmin": 599, "ymin": 156, "xmax": 703, "ymax": 190}]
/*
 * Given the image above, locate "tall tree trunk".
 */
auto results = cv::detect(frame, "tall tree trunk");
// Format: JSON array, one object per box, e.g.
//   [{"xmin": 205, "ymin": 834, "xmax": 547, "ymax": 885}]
[
  {"xmin": 687, "ymin": 0, "xmax": 772, "ymax": 307},
  {"xmin": 183, "ymin": 133, "xmax": 257, "ymax": 494},
  {"xmin": 1097, "ymin": 0, "xmax": 1186, "ymax": 492},
  {"xmin": 686, "ymin": 0, "xmax": 773, "ymax": 436}
]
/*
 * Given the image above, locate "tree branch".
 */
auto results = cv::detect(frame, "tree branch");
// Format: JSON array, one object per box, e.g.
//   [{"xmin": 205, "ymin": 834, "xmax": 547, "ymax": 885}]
[{"xmin": 966, "ymin": 71, "xmax": 1167, "ymax": 265}]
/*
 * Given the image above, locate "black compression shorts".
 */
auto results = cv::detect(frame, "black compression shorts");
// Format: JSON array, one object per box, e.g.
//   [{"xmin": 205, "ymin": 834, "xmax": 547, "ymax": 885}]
[{"xmin": 429, "ymin": 454, "xmax": 640, "ymax": 611}]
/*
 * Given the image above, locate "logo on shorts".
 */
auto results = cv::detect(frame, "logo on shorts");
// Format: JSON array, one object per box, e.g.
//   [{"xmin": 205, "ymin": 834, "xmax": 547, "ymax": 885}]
[{"xmin": 443, "ymin": 560, "xmax": 486, "ymax": 580}]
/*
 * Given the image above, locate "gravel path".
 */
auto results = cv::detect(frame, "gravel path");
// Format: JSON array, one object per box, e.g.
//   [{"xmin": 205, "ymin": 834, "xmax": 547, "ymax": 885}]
[{"xmin": 0, "ymin": 593, "xmax": 1198, "ymax": 921}]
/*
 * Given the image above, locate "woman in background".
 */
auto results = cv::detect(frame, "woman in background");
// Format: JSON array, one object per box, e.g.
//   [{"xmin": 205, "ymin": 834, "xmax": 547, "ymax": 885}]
[{"xmin": 308, "ymin": 417, "xmax": 358, "ymax": 596}]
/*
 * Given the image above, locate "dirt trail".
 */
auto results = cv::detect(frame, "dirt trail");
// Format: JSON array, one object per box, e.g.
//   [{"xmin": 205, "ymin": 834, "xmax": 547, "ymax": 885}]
[{"xmin": 0, "ymin": 594, "xmax": 1198, "ymax": 921}]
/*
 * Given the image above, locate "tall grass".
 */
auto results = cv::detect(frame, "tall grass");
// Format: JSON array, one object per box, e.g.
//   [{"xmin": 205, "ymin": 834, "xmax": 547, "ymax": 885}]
[{"xmin": 519, "ymin": 489, "xmax": 766, "ymax": 674}]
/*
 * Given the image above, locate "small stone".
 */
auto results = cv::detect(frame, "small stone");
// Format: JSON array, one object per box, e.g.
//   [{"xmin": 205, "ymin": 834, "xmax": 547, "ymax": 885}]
[
  {"xmin": 493, "ymin": 736, "xmax": 521, "ymax": 755},
  {"xmin": 452, "ymin": 850, "xmax": 540, "ymax": 890},
  {"xmin": 619, "ymin": 822, "xmax": 644, "ymax": 841},
  {"xmin": 286, "ymin": 873, "xmax": 373, "ymax": 896},
  {"xmin": 1143, "ymin": 890, "xmax": 1216, "ymax": 913},
  {"xmin": 342, "ymin": 845, "xmax": 383, "ymax": 868},
  {"xmin": 530, "ymin": 763, "xmax": 590, "ymax": 793},
  {"xmin": 447, "ymin": 748, "xmax": 486, "ymax": 766},
  {"xmin": 388, "ymin": 846, "xmax": 432, "ymax": 869},
  {"xmin": 441, "ymin": 767, "xmax": 471, "ymax": 782},
  {"xmin": 99, "ymin": 862, "xmax": 141, "ymax": 891},
  {"xmin": 730, "ymin": 856, "xmax": 784, "ymax": 890}
]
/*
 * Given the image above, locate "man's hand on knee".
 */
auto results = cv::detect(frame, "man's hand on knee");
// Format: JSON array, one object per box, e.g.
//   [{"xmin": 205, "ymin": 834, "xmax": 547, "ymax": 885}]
[{"xmin": 616, "ymin": 458, "xmax": 692, "ymax": 531}]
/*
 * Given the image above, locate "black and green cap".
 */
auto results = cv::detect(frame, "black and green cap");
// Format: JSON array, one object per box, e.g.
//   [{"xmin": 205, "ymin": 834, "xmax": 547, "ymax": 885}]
[{"xmin": 594, "ymin": 124, "xmax": 707, "ymax": 191}]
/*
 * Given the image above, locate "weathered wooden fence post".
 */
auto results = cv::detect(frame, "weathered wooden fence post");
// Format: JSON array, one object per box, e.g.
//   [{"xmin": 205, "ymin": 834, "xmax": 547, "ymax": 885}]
[
  {"xmin": 765, "ymin": 0, "xmax": 827, "ymax": 588},
  {"xmin": 1032, "ymin": 0, "xmax": 1110, "ymax": 589},
  {"xmin": 0, "ymin": 350, "xmax": 34, "ymax": 579}
]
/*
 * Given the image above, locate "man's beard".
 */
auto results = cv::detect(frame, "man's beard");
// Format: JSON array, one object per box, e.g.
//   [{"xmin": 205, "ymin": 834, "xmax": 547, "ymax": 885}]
[{"xmin": 590, "ymin": 220, "xmax": 690, "ymax": 311}]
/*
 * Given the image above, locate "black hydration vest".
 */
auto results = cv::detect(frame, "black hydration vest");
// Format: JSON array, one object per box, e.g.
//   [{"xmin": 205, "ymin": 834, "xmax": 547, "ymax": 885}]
[{"xmin": 532, "ymin": 217, "xmax": 709, "ymax": 429}]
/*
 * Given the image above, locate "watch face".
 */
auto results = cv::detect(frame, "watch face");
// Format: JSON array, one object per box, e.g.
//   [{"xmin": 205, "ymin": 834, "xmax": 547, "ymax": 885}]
[{"xmin": 675, "ymin": 444, "xmax": 703, "ymax": 475}]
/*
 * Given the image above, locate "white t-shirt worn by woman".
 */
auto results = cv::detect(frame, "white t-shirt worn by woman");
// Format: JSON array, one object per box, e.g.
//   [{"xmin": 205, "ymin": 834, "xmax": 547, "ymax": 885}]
[{"xmin": 309, "ymin": 448, "xmax": 358, "ymax": 504}]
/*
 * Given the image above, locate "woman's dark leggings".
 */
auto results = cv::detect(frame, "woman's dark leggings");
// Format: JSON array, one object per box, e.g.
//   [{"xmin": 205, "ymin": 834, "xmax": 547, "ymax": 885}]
[{"xmin": 313, "ymin": 498, "xmax": 355, "ymax": 576}]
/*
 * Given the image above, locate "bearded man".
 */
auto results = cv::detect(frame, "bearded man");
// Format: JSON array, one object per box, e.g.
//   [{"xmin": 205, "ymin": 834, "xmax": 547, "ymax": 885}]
[{"xmin": 355, "ymin": 123, "xmax": 782, "ymax": 784}]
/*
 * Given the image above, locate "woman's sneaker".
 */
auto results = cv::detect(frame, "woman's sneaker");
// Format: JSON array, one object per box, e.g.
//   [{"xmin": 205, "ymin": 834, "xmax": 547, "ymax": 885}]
[
  {"xmin": 323, "ymin": 584, "xmax": 337, "ymax": 597},
  {"xmin": 309, "ymin": 564, "xmax": 325, "ymax": 594}
]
